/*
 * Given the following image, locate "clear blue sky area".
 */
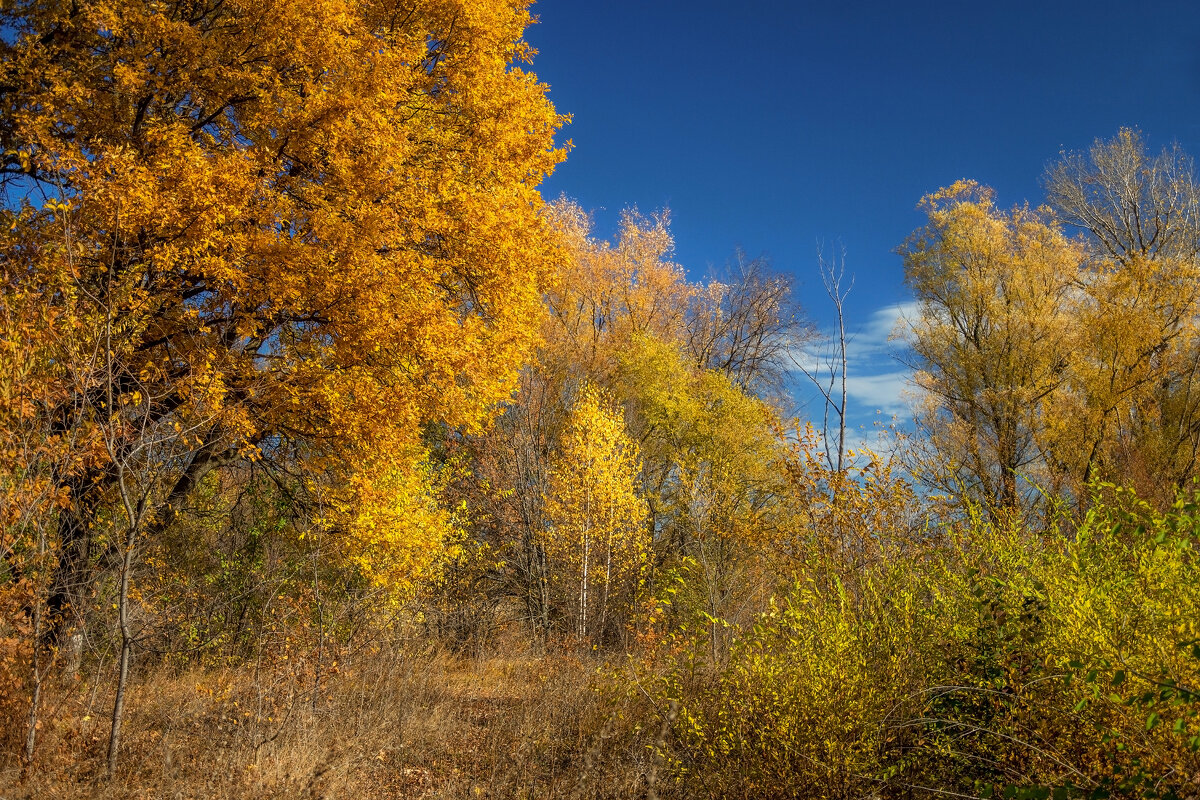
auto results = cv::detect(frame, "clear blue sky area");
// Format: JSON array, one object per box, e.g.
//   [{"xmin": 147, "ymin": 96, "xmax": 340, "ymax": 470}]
[
  {"xmin": 526, "ymin": 0, "xmax": 1200, "ymax": 428},
  {"xmin": 527, "ymin": 0, "xmax": 1200, "ymax": 320}
]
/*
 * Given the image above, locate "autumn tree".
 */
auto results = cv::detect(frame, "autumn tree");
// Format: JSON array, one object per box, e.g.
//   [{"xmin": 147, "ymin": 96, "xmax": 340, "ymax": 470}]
[
  {"xmin": 901, "ymin": 181, "xmax": 1082, "ymax": 519},
  {"xmin": 445, "ymin": 368, "xmax": 557, "ymax": 637},
  {"xmin": 540, "ymin": 200, "xmax": 694, "ymax": 383},
  {"xmin": 542, "ymin": 385, "xmax": 648, "ymax": 645},
  {"xmin": 904, "ymin": 136, "xmax": 1200, "ymax": 515},
  {"xmin": 541, "ymin": 199, "xmax": 806, "ymax": 398},
  {"xmin": 1044, "ymin": 129, "xmax": 1200, "ymax": 504},
  {"xmin": 0, "ymin": 211, "xmax": 86, "ymax": 760},
  {"xmin": 616, "ymin": 335, "xmax": 782, "ymax": 660},
  {"xmin": 452, "ymin": 202, "xmax": 685, "ymax": 634},
  {"xmin": 443, "ymin": 201, "xmax": 801, "ymax": 647},
  {"xmin": 0, "ymin": 0, "xmax": 566, "ymax": 656},
  {"xmin": 540, "ymin": 200, "xmax": 798, "ymax": 525}
]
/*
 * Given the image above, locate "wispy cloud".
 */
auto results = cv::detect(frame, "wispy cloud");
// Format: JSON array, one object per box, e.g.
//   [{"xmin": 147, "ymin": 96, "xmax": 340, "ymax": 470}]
[
  {"xmin": 844, "ymin": 370, "xmax": 911, "ymax": 416},
  {"xmin": 853, "ymin": 300, "xmax": 919, "ymax": 356},
  {"xmin": 844, "ymin": 300, "xmax": 918, "ymax": 415},
  {"xmin": 792, "ymin": 300, "xmax": 919, "ymax": 422}
]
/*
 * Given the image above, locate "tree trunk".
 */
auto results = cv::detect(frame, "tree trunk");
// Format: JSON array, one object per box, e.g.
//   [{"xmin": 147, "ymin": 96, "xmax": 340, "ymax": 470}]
[
  {"xmin": 107, "ymin": 540, "xmax": 135, "ymax": 777},
  {"xmin": 43, "ymin": 490, "xmax": 98, "ymax": 648}
]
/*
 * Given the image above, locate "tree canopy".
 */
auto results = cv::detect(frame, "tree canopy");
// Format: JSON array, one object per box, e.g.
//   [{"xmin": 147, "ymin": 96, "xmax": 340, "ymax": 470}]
[{"xmin": 0, "ymin": 0, "xmax": 566, "ymax": 641}]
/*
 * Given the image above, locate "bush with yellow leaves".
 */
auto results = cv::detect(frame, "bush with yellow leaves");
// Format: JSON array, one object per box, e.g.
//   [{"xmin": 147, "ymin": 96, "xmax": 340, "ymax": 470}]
[{"xmin": 637, "ymin": 484, "xmax": 1200, "ymax": 799}]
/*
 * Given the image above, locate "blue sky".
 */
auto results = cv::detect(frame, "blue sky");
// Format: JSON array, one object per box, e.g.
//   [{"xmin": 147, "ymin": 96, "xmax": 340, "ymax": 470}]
[{"xmin": 525, "ymin": 1, "xmax": 1200, "ymax": 431}]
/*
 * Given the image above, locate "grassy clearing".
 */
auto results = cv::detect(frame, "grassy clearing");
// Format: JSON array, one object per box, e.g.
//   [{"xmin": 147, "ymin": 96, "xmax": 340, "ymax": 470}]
[{"xmin": 1, "ymin": 631, "xmax": 662, "ymax": 799}]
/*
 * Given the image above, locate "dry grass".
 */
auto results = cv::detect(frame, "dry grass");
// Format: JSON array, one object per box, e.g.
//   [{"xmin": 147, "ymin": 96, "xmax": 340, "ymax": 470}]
[{"xmin": 0, "ymin": 632, "xmax": 666, "ymax": 799}]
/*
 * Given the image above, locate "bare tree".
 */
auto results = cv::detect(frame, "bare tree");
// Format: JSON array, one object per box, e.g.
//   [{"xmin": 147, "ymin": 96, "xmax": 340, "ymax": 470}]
[
  {"xmin": 793, "ymin": 246, "xmax": 853, "ymax": 474},
  {"xmin": 82, "ymin": 267, "xmax": 226, "ymax": 776},
  {"xmin": 1045, "ymin": 128, "xmax": 1200, "ymax": 264},
  {"xmin": 687, "ymin": 250, "xmax": 811, "ymax": 406}
]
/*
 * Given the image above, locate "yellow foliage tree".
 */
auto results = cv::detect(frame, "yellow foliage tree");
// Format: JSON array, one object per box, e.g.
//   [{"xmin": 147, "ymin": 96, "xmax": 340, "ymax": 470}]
[
  {"xmin": 1045, "ymin": 130, "xmax": 1200, "ymax": 505},
  {"xmin": 901, "ymin": 181, "xmax": 1082, "ymax": 519},
  {"xmin": 542, "ymin": 200, "xmax": 694, "ymax": 383},
  {"xmin": 458, "ymin": 202, "xmax": 800, "ymax": 645},
  {"xmin": 616, "ymin": 334, "xmax": 783, "ymax": 659},
  {"xmin": 543, "ymin": 385, "xmax": 648, "ymax": 644},
  {"xmin": 906, "ymin": 149, "xmax": 1200, "ymax": 514}
]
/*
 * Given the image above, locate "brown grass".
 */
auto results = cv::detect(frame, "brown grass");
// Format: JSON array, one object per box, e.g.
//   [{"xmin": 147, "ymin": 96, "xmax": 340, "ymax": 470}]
[{"xmin": 0, "ymin": 632, "xmax": 666, "ymax": 799}]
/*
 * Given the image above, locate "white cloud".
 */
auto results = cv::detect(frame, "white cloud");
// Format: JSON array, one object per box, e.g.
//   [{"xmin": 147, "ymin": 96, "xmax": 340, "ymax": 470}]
[
  {"xmin": 851, "ymin": 300, "xmax": 920, "ymax": 358},
  {"xmin": 791, "ymin": 299, "xmax": 920, "ymax": 425},
  {"xmin": 844, "ymin": 370, "xmax": 911, "ymax": 416}
]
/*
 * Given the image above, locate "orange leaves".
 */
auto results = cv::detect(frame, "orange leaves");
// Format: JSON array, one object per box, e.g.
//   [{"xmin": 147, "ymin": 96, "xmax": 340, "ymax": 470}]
[
  {"xmin": 0, "ymin": 0, "xmax": 569, "ymax": 645},
  {"xmin": 543, "ymin": 200, "xmax": 692, "ymax": 381},
  {"xmin": 5, "ymin": 0, "xmax": 566, "ymax": 451}
]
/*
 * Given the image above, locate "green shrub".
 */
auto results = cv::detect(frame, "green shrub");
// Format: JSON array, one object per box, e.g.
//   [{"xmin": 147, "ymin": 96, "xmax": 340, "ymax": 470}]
[{"xmin": 641, "ymin": 487, "xmax": 1200, "ymax": 799}]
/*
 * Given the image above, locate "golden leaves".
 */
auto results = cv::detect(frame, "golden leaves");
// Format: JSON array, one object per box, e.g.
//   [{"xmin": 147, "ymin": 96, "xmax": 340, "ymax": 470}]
[
  {"xmin": 542, "ymin": 385, "xmax": 648, "ymax": 642},
  {"xmin": 902, "ymin": 183, "xmax": 1083, "ymax": 515},
  {"xmin": 905, "ymin": 172, "xmax": 1200, "ymax": 513},
  {"xmin": 2, "ymin": 0, "xmax": 567, "ymax": 606}
]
